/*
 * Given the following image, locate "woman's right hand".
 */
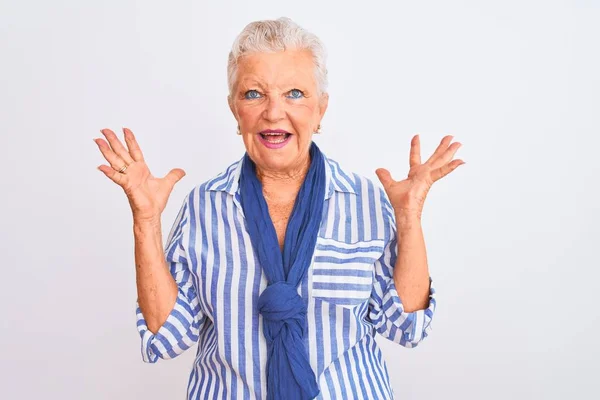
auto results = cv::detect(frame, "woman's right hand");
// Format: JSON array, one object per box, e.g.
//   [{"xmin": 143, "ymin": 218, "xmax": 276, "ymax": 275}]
[{"xmin": 94, "ymin": 127, "xmax": 186, "ymax": 223}]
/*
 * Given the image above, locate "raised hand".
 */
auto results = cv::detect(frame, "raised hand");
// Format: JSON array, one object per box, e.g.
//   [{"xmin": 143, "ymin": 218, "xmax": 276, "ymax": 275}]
[
  {"xmin": 94, "ymin": 127, "xmax": 186, "ymax": 222},
  {"xmin": 375, "ymin": 134, "xmax": 464, "ymax": 220}
]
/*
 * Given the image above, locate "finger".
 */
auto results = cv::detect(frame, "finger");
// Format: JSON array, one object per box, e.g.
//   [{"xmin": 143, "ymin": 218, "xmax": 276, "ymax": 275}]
[
  {"xmin": 409, "ymin": 134, "xmax": 421, "ymax": 168},
  {"xmin": 94, "ymin": 138, "xmax": 128, "ymax": 171},
  {"xmin": 97, "ymin": 164, "xmax": 125, "ymax": 186},
  {"xmin": 431, "ymin": 159, "xmax": 464, "ymax": 182},
  {"xmin": 164, "ymin": 168, "xmax": 186, "ymax": 187},
  {"xmin": 100, "ymin": 129, "xmax": 134, "ymax": 165},
  {"xmin": 375, "ymin": 168, "xmax": 394, "ymax": 189},
  {"xmin": 425, "ymin": 135, "xmax": 454, "ymax": 165},
  {"xmin": 430, "ymin": 141, "xmax": 462, "ymax": 169},
  {"xmin": 123, "ymin": 127, "xmax": 145, "ymax": 162}
]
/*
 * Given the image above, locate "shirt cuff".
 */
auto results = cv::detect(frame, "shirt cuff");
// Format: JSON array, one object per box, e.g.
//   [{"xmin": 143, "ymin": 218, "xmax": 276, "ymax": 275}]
[
  {"xmin": 136, "ymin": 287, "xmax": 200, "ymax": 363},
  {"xmin": 382, "ymin": 277, "xmax": 436, "ymax": 345}
]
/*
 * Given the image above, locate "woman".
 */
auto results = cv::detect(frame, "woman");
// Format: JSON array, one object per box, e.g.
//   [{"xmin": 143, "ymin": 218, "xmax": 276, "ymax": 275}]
[{"xmin": 94, "ymin": 17, "xmax": 464, "ymax": 400}]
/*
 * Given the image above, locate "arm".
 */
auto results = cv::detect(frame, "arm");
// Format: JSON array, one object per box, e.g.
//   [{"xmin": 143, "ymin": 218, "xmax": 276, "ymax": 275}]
[
  {"xmin": 372, "ymin": 134, "xmax": 464, "ymax": 345},
  {"xmin": 135, "ymin": 196, "xmax": 205, "ymax": 363},
  {"xmin": 368, "ymin": 197, "xmax": 436, "ymax": 348},
  {"xmin": 134, "ymin": 217, "xmax": 178, "ymax": 334},
  {"xmin": 93, "ymin": 127, "xmax": 203, "ymax": 362},
  {"xmin": 393, "ymin": 211, "xmax": 431, "ymax": 313}
]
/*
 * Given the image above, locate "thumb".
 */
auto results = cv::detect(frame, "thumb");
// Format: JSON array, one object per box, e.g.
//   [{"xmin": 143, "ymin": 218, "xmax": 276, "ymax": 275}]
[
  {"xmin": 375, "ymin": 168, "xmax": 394, "ymax": 189},
  {"xmin": 164, "ymin": 168, "xmax": 186, "ymax": 186}
]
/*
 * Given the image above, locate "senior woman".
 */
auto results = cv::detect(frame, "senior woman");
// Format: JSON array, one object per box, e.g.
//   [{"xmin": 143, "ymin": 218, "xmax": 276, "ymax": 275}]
[{"xmin": 95, "ymin": 17, "xmax": 463, "ymax": 400}]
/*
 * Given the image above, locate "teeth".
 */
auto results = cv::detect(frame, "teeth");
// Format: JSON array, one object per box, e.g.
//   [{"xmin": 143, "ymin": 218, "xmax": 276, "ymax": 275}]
[
  {"xmin": 260, "ymin": 132, "xmax": 289, "ymax": 144},
  {"xmin": 264, "ymin": 135, "xmax": 287, "ymax": 143}
]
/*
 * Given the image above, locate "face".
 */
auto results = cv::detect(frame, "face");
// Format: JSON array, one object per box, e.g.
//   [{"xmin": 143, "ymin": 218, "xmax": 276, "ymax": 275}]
[{"xmin": 228, "ymin": 49, "xmax": 329, "ymax": 175}]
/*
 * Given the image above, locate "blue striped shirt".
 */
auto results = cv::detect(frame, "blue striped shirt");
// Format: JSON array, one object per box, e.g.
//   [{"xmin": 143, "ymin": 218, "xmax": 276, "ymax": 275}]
[{"xmin": 136, "ymin": 152, "xmax": 436, "ymax": 399}]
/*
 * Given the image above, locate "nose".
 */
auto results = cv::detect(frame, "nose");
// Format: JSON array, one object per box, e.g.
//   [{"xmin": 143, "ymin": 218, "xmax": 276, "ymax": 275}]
[{"xmin": 262, "ymin": 95, "xmax": 285, "ymax": 122}]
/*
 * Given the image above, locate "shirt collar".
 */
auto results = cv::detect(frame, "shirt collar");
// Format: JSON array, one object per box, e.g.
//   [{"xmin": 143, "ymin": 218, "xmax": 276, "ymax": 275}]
[{"xmin": 205, "ymin": 152, "xmax": 357, "ymax": 200}]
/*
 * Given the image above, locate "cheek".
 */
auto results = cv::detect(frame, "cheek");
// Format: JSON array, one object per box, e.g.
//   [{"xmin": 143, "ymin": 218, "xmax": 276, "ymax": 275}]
[
  {"xmin": 289, "ymin": 104, "xmax": 317, "ymax": 129},
  {"xmin": 236, "ymin": 104, "xmax": 261, "ymax": 125}
]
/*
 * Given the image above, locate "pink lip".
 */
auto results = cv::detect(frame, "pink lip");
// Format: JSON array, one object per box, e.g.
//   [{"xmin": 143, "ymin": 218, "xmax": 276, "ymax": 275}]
[
  {"xmin": 259, "ymin": 129, "xmax": 291, "ymax": 134},
  {"xmin": 257, "ymin": 129, "xmax": 292, "ymax": 149}
]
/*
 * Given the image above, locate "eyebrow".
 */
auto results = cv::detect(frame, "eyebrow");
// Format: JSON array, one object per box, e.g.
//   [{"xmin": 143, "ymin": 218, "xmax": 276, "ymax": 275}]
[
  {"xmin": 238, "ymin": 78, "xmax": 266, "ymax": 91},
  {"xmin": 236, "ymin": 77, "xmax": 313, "ymax": 97}
]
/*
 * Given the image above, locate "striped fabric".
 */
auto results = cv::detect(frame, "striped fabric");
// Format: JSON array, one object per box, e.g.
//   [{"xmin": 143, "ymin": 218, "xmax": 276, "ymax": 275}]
[{"xmin": 136, "ymin": 152, "xmax": 436, "ymax": 399}]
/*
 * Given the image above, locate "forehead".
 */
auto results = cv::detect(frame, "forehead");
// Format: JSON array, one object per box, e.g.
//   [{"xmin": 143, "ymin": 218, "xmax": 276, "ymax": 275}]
[{"xmin": 235, "ymin": 49, "xmax": 316, "ymax": 88}]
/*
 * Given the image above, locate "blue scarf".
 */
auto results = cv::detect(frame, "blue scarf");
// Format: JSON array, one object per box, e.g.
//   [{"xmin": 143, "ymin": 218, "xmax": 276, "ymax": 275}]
[{"xmin": 239, "ymin": 142, "xmax": 325, "ymax": 400}]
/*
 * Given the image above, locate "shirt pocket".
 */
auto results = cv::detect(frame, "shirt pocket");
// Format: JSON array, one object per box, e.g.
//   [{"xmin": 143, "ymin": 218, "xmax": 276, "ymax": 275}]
[{"xmin": 311, "ymin": 237, "xmax": 386, "ymax": 308}]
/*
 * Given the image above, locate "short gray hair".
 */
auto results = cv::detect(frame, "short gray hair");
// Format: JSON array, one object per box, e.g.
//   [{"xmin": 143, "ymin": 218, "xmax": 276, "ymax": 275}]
[{"xmin": 227, "ymin": 17, "xmax": 328, "ymax": 96}]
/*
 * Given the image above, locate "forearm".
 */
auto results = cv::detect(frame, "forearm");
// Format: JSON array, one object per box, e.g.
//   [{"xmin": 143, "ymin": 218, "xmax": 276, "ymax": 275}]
[
  {"xmin": 393, "ymin": 212, "xmax": 431, "ymax": 312},
  {"xmin": 134, "ymin": 218, "xmax": 178, "ymax": 334}
]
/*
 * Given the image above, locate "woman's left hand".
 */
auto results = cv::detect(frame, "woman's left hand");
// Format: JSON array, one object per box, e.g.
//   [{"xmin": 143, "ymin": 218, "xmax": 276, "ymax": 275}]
[{"xmin": 376, "ymin": 134, "xmax": 465, "ymax": 220}]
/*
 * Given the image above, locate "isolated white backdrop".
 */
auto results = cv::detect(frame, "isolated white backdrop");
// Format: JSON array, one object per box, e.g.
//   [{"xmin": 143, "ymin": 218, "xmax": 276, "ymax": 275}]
[{"xmin": 1, "ymin": 0, "xmax": 598, "ymax": 399}]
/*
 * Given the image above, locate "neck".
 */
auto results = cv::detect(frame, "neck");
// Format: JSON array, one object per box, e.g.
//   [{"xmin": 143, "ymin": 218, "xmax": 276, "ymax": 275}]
[{"xmin": 256, "ymin": 157, "xmax": 311, "ymax": 203}]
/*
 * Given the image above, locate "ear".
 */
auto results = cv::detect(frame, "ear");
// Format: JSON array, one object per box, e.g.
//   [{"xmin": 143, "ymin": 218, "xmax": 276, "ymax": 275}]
[{"xmin": 318, "ymin": 92, "xmax": 329, "ymax": 119}]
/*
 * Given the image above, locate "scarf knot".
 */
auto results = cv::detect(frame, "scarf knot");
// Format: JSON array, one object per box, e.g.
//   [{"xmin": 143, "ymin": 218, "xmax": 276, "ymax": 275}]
[{"xmin": 258, "ymin": 281, "xmax": 307, "ymax": 343}]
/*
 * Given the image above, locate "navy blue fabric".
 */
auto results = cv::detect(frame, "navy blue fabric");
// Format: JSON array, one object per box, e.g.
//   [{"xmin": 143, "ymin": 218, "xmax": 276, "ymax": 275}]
[{"xmin": 239, "ymin": 142, "xmax": 325, "ymax": 400}]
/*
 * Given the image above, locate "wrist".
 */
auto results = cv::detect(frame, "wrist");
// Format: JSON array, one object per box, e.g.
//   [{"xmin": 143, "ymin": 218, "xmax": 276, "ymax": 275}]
[
  {"xmin": 395, "ymin": 211, "xmax": 422, "ymax": 232},
  {"xmin": 133, "ymin": 216, "xmax": 162, "ymax": 231},
  {"xmin": 394, "ymin": 209, "xmax": 422, "ymax": 222}
]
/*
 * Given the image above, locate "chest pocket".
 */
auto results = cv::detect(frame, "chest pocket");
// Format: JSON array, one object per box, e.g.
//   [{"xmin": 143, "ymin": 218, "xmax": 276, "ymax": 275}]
[{"xmin": 311, "ymin": 237, "xmax": 385, "ymax": 308}]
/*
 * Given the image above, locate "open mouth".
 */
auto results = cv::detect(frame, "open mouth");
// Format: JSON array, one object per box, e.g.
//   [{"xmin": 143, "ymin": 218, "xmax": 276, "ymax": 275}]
[
  {"xmin": 258, "ymin": 130, "xmax": 292, "ymax": 149},
  {"xmin": 259, "ymin": 132, "xmax": 291, "ymax": 143}
]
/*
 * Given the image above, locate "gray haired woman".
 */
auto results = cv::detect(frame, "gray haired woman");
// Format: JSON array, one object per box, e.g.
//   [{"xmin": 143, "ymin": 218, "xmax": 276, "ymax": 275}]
[{"xmin": 94, "ymin": 17, "xmax": 464, "ymax": 400}]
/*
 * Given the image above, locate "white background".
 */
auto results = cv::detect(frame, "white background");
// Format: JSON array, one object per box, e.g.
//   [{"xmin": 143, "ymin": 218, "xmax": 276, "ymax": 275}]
[{"xmin": 1, "ymin": 0, "xmax": 598, "ymax": 398}]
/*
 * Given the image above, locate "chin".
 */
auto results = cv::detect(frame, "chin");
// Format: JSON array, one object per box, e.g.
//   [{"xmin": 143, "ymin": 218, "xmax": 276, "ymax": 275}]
[
  {"xmin": 254, "ymin": 150, "xmax": 297, "ymax": 172},
  {"xmin": 249, "ymin": 136, "xmax": 308, "ymax": 173}
]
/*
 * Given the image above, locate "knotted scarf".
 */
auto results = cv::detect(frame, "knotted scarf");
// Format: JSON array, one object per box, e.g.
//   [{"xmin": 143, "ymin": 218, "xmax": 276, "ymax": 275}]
[{"xmin": 239, "ymin": 142, "xmax": 325, "ymax": 400}]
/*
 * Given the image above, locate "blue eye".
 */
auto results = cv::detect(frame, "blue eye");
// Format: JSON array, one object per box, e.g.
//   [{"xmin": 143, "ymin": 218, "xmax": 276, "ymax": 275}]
[
  {"xmin": 287, "ymin": 89, "xmax": 304, "ymax": 99},
  {"xmin": 244, "ymin": 90, "xmax": 262, "ymax": 99}
]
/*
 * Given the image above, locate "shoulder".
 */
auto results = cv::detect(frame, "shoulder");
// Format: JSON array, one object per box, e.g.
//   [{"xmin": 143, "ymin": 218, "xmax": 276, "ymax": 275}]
[
  {"xmin": 186, "ymin": 157, "xmax": 244, "ymax": 197},
  {"xmin": 325, "ymin": 155, "xmax": 392, "ymax": 210},
  {"xmin": 324, "ymin": 155, "xmax": 395, "ymax": 230},
  {"xmin": 322, "ymin": 155, "xmax": 396, "ymax": 242},
  {"xmin": 171, "ymin": 158, "xmax": 243, "ymax": 220}
]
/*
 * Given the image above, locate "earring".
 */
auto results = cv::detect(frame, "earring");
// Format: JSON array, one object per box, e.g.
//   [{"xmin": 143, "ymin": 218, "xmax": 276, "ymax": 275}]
[
  {"xmin": 315, "ymin": 124, "xmax": 322, "ymax": 134},
  {"xmin": 236, "ymin": 125, "xmax": 241, "ymax": 135}
]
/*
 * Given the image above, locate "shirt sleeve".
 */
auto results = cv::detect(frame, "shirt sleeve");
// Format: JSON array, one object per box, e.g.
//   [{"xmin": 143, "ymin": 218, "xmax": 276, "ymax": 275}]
[
  {"xmin": 367, "ymin": 195, "xmax": 436, "ymax": 348},
  {"xmin": 135, "ymin": 195, "xmax": 206, "ymax": 363}
]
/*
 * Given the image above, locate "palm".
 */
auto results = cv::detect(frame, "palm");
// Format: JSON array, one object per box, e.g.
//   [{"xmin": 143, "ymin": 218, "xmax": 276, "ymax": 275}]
[
  {"xmin": 376, "ymin": 134, "xmax": 464, "ymax": 217},
  {"xmin": 94, "ymin": 128, "xmax": 185, "ymax": 221},
  {"xmin": 122, "ymin": 166, "xmax": 174, "ymax": 218}
]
